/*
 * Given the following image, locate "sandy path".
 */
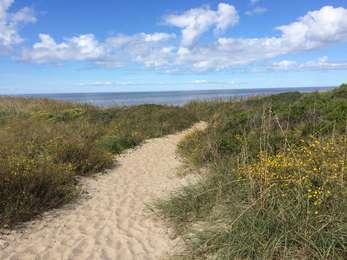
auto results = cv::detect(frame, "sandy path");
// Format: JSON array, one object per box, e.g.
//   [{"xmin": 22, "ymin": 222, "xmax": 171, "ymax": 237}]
[{"xmin": 0, "ymin": 122, "xmax": 206, "ymax": 260}]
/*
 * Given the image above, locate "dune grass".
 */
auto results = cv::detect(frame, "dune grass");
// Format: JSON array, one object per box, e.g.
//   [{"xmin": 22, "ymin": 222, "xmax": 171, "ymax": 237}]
[
  {"xmin": 0, "ymin": 98, "xmax": 197, "ymax": 227},
  {"xmin": 155, "ymin": 85, "xmax": 347, "ymax": 259},
  {"xmin": 1, "ymin": 85, "xmax": 346, "ymax": 258}
]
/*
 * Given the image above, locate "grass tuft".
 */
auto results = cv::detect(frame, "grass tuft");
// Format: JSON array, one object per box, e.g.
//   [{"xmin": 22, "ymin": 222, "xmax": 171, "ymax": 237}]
[
  {"xmin": 155, "ymin": 84, "xmax": 347, "ymax": 259},
  {"xmin": 0, "ymin": 98, "xmax": 197, "ymax": 226}
]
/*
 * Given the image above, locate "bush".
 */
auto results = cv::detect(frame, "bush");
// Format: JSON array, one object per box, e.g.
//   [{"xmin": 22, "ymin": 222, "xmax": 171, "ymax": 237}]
[
  {"xmin": 100, "ymin": 134, "xmax": 139, "ymax": 154},
  {"xmin": 0, "ymin": 155, "xmax": 77, "ymax": 226}
]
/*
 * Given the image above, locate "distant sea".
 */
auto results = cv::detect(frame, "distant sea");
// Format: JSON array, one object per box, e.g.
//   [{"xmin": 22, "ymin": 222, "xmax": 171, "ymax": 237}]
[{"xmin": 17, "ymin": 87, "xmax": 333, "ymax": 107}]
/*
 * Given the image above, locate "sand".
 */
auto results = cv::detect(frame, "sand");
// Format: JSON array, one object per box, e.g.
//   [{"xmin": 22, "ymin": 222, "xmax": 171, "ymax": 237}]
[{"xmin": 0, "ymin": 122, "xmax": 206, "ymax": 260}]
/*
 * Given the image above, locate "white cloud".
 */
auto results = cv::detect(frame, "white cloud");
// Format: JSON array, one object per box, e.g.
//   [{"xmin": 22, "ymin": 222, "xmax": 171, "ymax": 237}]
[
  {"xmin": 22, "ymin": 32, "xmax": 176, "ymax": 68},
  {"xmin": 179, "ymin": 5, "xmax": 347, "ymax": 71},
  {"xmin": 102, "ymin": 33, "xmax": 176, "ymax": 68},
  {"xmin": 192, "ymin": 79, "xmax": 208, "ymax": 84},
  {"xmin": 22, "ymin": 34, "xmax": 105, "ymax": 63},
  {"xmin": 20, "ymin": 5, "xmax": 347, "ymax": 72},
  {"xmin": 272, "ymin": 56, "xmax": 347, "ymax": 71},
  {"xmin": 164, "ymin": 3, "xmax": 238, "ymax": 47},
  {"xmin": 0, "ymin": 0, "xmax": 36, "ymax": 49},
  {"xmin": 277, "ymin": 6, "xmax": 347, "ymax": 50},
  {"xmin": 78, "ymin": 81, "xmax": 113, "ymax": 87},
  {"xmin": 271, "ymin": 60, "xmax": 297, "ymax": 70},
  {"xmin": 143, "ymin": 32, "xmax": 175, "ymax": 42},
  {"xmin": 245, "ymin": 6, "xmax": 268, "ymax": 16}
]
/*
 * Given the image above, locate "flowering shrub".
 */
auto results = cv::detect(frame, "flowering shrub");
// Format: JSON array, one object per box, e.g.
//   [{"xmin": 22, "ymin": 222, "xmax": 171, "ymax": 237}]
[
  {"xmin": 156, "ymin": 85, "xmax": 347, "ymax": 259},
  {"xmin": 0, "ymin": 155, "xmax": 76, "ymax": 225},
  {"xmin": 242, "ymin": 137, "xmax": 346, "ymax": 211}
]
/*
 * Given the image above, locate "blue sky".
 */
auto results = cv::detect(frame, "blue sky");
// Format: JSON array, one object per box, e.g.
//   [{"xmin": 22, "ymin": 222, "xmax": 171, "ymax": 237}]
[{"xmin": 0, "ymin": 0, "xmax": 347, "ymax": 94}]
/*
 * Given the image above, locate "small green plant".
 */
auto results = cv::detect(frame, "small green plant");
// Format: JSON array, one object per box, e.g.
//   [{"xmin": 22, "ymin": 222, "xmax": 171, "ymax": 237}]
[{"xmin": 100, "ymin": 134, "xmax": 139, "ymax": 154}]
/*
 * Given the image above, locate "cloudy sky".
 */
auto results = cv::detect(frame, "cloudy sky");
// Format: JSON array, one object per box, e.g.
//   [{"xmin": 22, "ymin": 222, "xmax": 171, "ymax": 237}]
[{"xmin": 0, "ymin": 0, "xmax": 347, "ymax": 94}]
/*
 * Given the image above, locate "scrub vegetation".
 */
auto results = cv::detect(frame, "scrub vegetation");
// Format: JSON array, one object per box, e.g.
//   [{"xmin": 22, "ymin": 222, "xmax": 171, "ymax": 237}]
[
  {"xmin": 1, "ymin": 85, "xmax": 346, "ymax": 259},
  {"xmin": 155, "ymin": 84, "xmax": 347, "ymax": 259},
  {"xmin": 0, "ymin": 98, "xmax": 196, "ymax": 226}
]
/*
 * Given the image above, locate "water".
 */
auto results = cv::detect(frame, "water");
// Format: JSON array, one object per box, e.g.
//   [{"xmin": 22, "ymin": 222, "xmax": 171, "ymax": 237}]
[{"xmin": 18, "ymin": 87, "xmax": 333, "ymax": 107}]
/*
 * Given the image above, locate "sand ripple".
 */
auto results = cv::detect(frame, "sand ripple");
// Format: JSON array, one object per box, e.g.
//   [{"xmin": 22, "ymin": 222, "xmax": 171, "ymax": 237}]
[{"xmin": 0, "ymin": 122, "xmax": 206, "ymax": 260}]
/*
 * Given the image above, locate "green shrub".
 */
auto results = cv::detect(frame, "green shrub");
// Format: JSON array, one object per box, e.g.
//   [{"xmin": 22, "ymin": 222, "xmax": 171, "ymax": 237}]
[{"xmin": 99, "ymin": 134, "xmax": 139, "ymax": 154}]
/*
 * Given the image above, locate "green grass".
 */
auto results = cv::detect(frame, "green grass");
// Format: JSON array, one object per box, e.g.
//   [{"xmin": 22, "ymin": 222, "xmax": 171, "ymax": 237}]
[
  {"xmin": 154, "ymin": 84, "xmax": 347, "ymax": 259},
  {"xmin": 0, "ymin": 98, "xmax": 197, "ymax": 226},
  {"xmin": 1, "ymin": 85, "xmax": 346, "ymax": 258}
]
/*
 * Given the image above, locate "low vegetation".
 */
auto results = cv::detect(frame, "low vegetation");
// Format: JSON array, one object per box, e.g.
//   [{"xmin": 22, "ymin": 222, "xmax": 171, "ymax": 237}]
[
  {"xmin": 155, "ymin": 85, "xmax": 347, "ymax": 259},
  {"xmin": 1, "ymin": 85, "xmax": 346, "ymax": 258},
  {"xmin": 0, "ymin": 98, "xmax": 197, "ymax": 226}
]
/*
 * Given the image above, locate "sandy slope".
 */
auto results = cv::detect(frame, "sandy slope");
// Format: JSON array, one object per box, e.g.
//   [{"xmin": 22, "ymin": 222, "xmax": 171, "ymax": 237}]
[{"xmin": 0, "ymin": 122, "xmax": 206, "ymax": 260}]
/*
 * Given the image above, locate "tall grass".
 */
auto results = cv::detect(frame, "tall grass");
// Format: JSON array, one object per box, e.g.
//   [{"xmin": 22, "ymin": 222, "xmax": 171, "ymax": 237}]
[
  {"xmin": 155, "ymin": 84, "xmax": 347, "ymax": 259},
  {"xmin": 0, "ymin": 98, "xmax": 197, "ymax": 226}
]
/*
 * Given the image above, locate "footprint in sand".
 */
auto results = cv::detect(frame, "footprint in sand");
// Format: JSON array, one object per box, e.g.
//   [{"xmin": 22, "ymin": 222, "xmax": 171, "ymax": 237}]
[{"xmin": 0, "ymin": 122, "xmax": 206, "ymax": 260}]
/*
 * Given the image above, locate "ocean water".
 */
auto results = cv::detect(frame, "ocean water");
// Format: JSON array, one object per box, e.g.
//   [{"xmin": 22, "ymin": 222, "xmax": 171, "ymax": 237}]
[{"xmin": 19, "ymin": 87, "xmax": 332, "ymax": 107}]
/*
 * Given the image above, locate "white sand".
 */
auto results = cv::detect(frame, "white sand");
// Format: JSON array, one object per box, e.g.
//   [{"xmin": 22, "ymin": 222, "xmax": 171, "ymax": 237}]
[{"xmin": 0, "ymin": 122, "xmax": 206, "ymax": 260}]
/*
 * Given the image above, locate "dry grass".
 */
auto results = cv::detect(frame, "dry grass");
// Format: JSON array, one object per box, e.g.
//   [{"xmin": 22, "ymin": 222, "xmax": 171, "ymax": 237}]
[{"xmin": 0, "ymin": 98, "xmax": 197, "ymax": 226}]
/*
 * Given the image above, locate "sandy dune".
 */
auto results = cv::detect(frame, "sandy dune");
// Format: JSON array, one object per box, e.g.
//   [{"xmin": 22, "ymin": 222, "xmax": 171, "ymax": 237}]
[{"xmin": 0, "ymin": 122, "xmax": 206, "ymax": 260}]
